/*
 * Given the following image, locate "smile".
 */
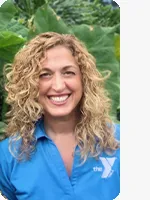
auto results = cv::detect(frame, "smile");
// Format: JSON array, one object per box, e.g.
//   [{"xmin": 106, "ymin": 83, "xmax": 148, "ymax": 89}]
[{"xmin": 48, "ymin": 95, "xmax": 70, "ymax": 104}]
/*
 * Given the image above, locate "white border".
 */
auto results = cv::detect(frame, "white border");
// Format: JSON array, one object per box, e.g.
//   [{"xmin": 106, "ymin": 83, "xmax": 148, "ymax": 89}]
[
  {"xmin": 0, "ymin": 0, "xmax": 6, "ymax": 7},
  {"xmin": 0, "ymin": 193, "xmax": 7, "ymax": 200},
  {"xmin": 117, "ymin": 0, "xmax": 150, "ymax": 199}
]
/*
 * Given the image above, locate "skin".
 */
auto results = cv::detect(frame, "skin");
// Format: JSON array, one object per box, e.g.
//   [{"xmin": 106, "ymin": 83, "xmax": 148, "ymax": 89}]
[{"xmin": 38, "ymin": 45, "xmax": 83, "ymax": 175}]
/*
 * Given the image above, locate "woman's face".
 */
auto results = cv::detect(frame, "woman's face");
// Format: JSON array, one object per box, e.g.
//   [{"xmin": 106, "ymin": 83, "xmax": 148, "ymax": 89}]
[{"xmin": 38, "ymin": 45, "xmax": 83, "ymax": 120}]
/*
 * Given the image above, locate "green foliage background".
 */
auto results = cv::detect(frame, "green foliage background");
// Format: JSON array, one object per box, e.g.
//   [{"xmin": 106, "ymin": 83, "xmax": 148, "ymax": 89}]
[{"xmin": 0, "ymin": 0, "xmax": 120, "ymax": 138}]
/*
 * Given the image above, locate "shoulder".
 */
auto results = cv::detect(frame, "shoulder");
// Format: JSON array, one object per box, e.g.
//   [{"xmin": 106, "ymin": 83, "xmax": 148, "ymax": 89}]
[
  {"xmin": 0, "ymin": 138, "xmax": 17, "ymax": 199},
  {"xmin": 0, "ymin": 137, "xmax": 14, "ymax": 162},
  {"xmin": 0, "ymin": 137, "xmax": 9, "ymax": 153}
]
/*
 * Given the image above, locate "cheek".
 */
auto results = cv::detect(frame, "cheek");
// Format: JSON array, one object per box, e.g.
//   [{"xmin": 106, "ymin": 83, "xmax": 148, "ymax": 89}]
[
  {"xmin": 39, "ymin": 88, "xmax": 44, "ymax": 95},
  {"xmin": 77, "ymin": 77, "xmax": 83, "ymax": 91},
  {"xmin": 78, "ymin": 82, "xmax": 83, "ymax": 94},
  {"xmin": 68, "ymin": 78, "xmax": 83, "ymax": 92},
  {"xmin": 75, "ymin": 81, "xmax": 83, "ymax": 97},
  {"xmin": 77, "ymin": 78, "xmax": 83, "ymax": 93},
  {"xmin": 38, "ymin": 82, "xmax": 49, "ymax": 95}
]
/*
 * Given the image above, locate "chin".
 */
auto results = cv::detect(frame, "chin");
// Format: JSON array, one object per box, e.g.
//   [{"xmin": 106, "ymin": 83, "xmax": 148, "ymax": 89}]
[
  {"xmin": 45, "ymin": 108, "xmax": 78, "ymax": 119},
  {"xmin": 45, "ymin": 110, "xmax": 72, "ymax": 118}
]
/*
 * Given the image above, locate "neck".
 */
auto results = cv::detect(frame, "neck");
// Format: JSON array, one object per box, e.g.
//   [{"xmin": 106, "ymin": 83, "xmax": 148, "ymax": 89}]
[{"xmin": 43, "ymin": 113, "xmax": 79, "ymax": 140}]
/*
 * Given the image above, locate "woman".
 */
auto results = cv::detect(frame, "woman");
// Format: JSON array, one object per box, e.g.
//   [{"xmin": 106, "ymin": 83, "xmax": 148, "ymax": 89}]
[{"xmin": 0, "ymin": 32, "xmax": 120, "ymax": 200}]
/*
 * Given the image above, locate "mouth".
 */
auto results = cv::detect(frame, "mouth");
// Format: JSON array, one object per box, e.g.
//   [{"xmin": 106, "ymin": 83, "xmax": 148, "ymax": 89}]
[{"xmin": 47, "ymin": 94, "xmax": 71, "ymax": 105}]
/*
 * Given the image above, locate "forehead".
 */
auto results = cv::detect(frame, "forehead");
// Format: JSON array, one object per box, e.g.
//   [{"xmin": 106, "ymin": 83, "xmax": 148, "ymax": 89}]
[
  {"xmin": 41, "ymin": 45, "xmax": 78, "ymax": 70},
  {"xmin": 45, "ymin": 45, "xmax": 73, "ymax": 57}
]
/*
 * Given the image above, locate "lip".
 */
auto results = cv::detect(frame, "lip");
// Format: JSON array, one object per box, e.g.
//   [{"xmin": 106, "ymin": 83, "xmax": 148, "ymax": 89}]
[
  {"xmin": 47, "ymin": 94, "xmax": 71, "ymax": 106},
  {"xmin": 47, "ymin": 93, "xmax": 71, "ymax": 97}
]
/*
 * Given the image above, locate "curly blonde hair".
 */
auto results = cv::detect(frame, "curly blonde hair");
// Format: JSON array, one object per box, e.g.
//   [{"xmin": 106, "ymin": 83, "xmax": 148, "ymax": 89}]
[{"xmin": 5, "ymin": 32, "xmax": 119, "ymax": 162}]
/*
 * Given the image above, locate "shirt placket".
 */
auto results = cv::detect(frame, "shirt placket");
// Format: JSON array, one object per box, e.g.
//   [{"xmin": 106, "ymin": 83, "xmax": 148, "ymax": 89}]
[{"xmin": 47, "ymin": 140, "xmax": 75, "ymax": 197}]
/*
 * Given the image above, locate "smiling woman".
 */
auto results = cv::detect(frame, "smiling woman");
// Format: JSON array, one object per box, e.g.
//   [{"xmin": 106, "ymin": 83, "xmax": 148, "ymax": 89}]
[
  {"xmin": 0, "ymin": 32, "xmax": 120, "ymax": 200},
  {"xmin": 38, "ymin": 45, "xmax": 83, "ymax": 120}
]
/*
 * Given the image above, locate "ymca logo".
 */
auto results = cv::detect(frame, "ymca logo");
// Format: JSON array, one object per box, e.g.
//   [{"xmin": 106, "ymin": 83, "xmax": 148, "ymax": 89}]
[{"xmin": 93, "ymin": 157, "xmax": 116, "ymax": 178}]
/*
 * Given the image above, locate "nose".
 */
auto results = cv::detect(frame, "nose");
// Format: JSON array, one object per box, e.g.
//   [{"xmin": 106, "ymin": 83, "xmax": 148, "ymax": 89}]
[{"xmin": 51, "ymin": 73, "xmax": 65, "ymax": 92}]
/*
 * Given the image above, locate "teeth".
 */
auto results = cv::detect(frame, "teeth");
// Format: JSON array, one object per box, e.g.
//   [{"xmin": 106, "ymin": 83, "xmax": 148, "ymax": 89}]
[{"xmin": 50, "ymin": 95, "xmax": 69, "ymax": 102}]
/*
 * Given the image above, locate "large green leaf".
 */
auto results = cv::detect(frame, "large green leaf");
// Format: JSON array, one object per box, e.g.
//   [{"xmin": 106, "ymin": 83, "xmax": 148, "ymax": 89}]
[
  {"xmin": 5, "ymin": 18, "xmax": 29, "ymax": 38},
  {"xmin": 0, "ymin": 31, "xmax": 26, "ymax": 47},
  {"xmin": 0, "ymin": 0, "xmax": 17, "ymax": 30},
  {"xmin": 0, "ymin": 31, "xmax": 26, "ymax": 62},
  {"xmin": 28, "ymin": 3, "xmax": 69, "ymax": 39},
  {"xmin": 14, "ymin": 0, "xmax": 46, "ymax": 15},
  {"xmin": 71, "ymin": 25, "xmax": 120, "ymax": 118}
]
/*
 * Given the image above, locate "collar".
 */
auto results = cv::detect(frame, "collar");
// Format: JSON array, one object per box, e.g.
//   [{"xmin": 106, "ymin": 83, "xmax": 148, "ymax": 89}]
[{"xmin": 34, "ymin": 117, "xmax": 51, "ymax": 140}]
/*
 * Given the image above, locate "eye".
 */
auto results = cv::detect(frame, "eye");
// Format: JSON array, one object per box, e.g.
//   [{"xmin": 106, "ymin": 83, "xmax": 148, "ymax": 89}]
[
  {"xmin": 64, "ymin": 71, "xmax": 75, "ymax": 76},
  {"xmin": 39, "ymin": 72, "xmax": 51, "ymax": 78}
]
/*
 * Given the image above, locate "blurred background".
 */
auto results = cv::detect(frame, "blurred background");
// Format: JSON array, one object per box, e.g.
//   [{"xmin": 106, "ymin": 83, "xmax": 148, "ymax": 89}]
[{"xmin": 0, "ymin": 0, "xmax": 120, "ymax": 139}]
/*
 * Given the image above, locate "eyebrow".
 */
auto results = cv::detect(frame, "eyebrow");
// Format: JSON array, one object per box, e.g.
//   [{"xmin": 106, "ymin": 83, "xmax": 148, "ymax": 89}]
[{"xmin": 41, "ymin": 65, "xmax": 78, "ymax": 72}]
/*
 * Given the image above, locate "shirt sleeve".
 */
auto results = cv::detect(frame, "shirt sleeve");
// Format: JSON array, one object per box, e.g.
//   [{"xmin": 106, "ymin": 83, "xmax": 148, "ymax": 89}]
[{"xmin": 0, "ymin": 141, "xmax": 16, "ymax": 200}]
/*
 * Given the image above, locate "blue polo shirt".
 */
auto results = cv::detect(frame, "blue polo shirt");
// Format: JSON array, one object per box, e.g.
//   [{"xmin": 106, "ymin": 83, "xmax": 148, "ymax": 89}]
[{"xmin": 0, "ymin": 119, "xmax": 120, "ymax": 200}]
